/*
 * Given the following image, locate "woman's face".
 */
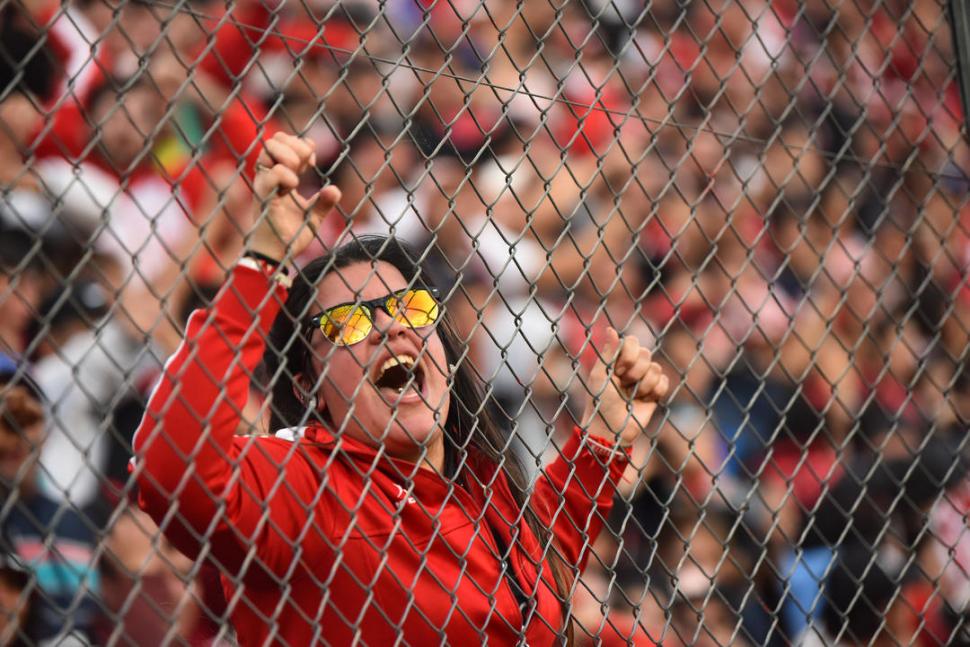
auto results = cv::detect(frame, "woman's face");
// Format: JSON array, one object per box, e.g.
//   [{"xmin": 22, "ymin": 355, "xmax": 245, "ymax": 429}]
[{"xmin": 306, "ymin": 261, "xmax": 450, "ymax": 468}]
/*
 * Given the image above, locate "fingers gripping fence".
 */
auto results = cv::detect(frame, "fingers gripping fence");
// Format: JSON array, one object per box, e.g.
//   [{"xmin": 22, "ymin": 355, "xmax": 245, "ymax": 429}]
[{"xmin": 0, "ymin": 0, "xmax": 968, "ymax": 644}]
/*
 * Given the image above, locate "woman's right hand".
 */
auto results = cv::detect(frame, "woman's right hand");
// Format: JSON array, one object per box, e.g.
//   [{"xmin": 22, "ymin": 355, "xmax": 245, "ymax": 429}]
[{"xmin": 249, "ymin": 132, "xmax": 342, "ymax": 261}]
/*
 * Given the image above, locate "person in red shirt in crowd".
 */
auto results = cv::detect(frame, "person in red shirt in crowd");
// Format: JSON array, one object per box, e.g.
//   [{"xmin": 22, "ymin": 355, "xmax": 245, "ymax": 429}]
[
  {"xmin": 31, "ymin": 0, "xmax": 278, "ymax": 217},
  {"xmin": 133, "ymin": 132, "xmax": 670, "ymax": 645}
]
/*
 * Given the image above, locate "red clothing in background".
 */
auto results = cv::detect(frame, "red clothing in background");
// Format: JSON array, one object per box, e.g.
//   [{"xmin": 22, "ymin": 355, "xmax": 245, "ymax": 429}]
[{"xmin": 133, "ymin": 264, "xmax": 628, "ymax": 645}]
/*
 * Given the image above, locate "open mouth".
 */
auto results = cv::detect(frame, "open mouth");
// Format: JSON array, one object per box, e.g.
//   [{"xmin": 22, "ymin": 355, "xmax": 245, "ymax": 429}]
[{"xmin": 374, "ymin": 354, "xmax": 425, "ymax": 398}]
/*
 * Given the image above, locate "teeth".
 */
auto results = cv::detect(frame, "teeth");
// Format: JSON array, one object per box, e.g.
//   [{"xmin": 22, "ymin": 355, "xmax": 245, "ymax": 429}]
[{"xmin": 380, "ymin": 355, "xmax": 416, "ymax": 373}]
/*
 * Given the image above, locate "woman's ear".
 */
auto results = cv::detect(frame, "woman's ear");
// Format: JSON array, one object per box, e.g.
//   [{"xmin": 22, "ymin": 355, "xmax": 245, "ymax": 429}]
[{"xmin": 293, "ymin": 372, "xmax": 324, "ymax": 413}]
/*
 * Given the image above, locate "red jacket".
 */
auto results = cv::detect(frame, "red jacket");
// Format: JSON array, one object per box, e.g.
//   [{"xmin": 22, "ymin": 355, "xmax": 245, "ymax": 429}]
[{"xmin": 133, "ymin": 264, "xmax": 629, "ymax": 645}]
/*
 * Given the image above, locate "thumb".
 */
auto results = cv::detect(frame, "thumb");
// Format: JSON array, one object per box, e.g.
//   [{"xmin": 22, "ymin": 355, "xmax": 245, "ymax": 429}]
[
  {"xmin": 600, "ymin": 326, "xmax": 621, "ymax": 365},
  {"xmin": 589, "ymin": 326, "xmax": 620, "ymax": 384},
  {"xmin": 311, "ymin": 185, "xmax": 342, "ymax": 220}
]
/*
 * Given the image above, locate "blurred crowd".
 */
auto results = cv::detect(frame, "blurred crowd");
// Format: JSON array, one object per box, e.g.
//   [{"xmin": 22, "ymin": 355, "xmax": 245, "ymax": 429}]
[{"xmin": 1, "ymin": 0, "xmax": 970, "ymax": 644}]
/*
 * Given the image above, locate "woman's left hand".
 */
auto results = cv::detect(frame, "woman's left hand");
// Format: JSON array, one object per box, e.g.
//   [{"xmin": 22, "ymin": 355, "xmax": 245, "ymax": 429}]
[{"xmin": 581, "ymin": 327, "xmax": 670, "ymax": 447}]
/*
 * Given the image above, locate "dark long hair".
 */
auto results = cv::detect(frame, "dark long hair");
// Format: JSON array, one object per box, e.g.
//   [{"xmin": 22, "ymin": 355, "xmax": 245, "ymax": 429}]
[{"xmin": 261, "ymin": 236, "xmax": 572, "ymax": 636}]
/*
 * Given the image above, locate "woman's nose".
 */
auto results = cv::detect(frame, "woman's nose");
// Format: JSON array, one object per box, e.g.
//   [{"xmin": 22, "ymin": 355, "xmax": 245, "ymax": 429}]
[{"xmin": 369, "ymin": 308, "xmax": 407, "ymax": 341}]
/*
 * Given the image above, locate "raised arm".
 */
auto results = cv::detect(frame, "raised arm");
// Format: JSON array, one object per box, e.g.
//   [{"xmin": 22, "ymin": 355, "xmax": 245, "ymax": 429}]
[
  {"xmin": 133, "ymin": 133, "xmax": 341, "ymax": 578},
  {"xmin": 534, "ymin": 328, "xmax": 669, "ymax": 568}
]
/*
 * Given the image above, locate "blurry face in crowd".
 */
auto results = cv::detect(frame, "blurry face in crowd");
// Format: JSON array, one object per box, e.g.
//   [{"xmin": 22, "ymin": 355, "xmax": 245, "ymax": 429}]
[
  {"xmin": 306, "ymin": 261, "xmax": 450, "ymax": 468},
  {"xmin": 0, "ymin": 573, "xmax": 27, "ymax": 646},
  {"xmin": 120, "ymin": 3, "xmax": 161, "ymax": 51},
  {"xmin": 0, "ymin": 385, "xmax": 44, "ymax": 488},
  {"xmin": 765, "ymin": 125, "xmax": 824, "ymax": 194},
  {"xmin": 0, "ymin": 271, "xmax": 40, "ymax": 355},
  {"xmin": 111, "ymin": 3, "xmax": 162, "ymax": 70},
  {"xmin": 0, "ymin": 93, "xmax": 43, "ymax": 150},
  {"xmin": 94, "ymin": 84, "xmax": 162, "ymax": 170}
]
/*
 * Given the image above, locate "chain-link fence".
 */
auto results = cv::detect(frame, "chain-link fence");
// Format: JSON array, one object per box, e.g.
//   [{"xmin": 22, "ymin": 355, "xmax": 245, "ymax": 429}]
[{"xmin": 0, "ymin": 0, "xmax": 968, "ymax": 644}]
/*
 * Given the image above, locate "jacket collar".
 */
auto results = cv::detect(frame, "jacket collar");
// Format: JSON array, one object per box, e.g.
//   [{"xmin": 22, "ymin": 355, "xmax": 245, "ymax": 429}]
[
  {"xmin": 274, "ymin": 424, "xmax": 514, "ymax": 504},
  {"xmin": 275, "ymin": 423, "xmax": 477, "ymax": 486}
]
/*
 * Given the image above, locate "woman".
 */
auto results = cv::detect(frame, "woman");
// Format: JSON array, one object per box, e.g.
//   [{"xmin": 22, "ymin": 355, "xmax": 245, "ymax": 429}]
[{"xmin": 133, "ymin": 132, "xmax": 669, "ymax": 645}]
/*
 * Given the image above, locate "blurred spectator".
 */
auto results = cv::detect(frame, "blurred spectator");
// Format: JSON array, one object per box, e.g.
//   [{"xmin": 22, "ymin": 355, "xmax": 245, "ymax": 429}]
[
  {"xmin": 30, "ymin": 292, "xmax": 155, "ymax": 507},
  {"xmin": 34, "ymin": 75, "xmax": 187, "ymax": 283},
  {"xmin": 791, "ymin": 434, "xmax": 967, "ymax": 643},
  {"xmin": 0, "ymin": 550, "xmax": 30, "ymax": 647},
  {"xmin": 0, "ymin": 6, "xmax": 55, "ymax": 364},
  {"xmin": 0, "ymin": 4, "xmax": 55, "ymax": 187},
  {"xmin": 96, "ymin": 503, "xmax": 210, "ymax": 645},
  {"xmin": 0, "ymin": 367, "xmax": 98, "ymax": 643},
  {"xmin": 30, "ymin": 208, "xmax": 235, "ymax": 507},
  {"xmin": 26, "ymin": 280, "xmax": 109, "ymax": 363},
  {"xmin": 31, "ymin": 0, "xmax": 125, "ymax": 161},
  {"xmin": 816, "ymin": 544, "xmax": 916, "ymax": 646},
  {"xmin": 0, "ymin": 233, "xmax": 42, "ymax": 364}
]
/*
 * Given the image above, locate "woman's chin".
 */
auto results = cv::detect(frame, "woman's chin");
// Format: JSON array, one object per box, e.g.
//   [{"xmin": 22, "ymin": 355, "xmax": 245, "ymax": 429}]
[{"xmin": 382, "ymin": 421, "xmax": 443, "ymax": 464}]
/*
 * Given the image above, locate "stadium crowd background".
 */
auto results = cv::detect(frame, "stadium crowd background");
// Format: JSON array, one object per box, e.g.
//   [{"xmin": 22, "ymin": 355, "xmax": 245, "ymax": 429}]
[{"xmin": 0, "ymin": 0, "xmax": 969, "ymax": 644}]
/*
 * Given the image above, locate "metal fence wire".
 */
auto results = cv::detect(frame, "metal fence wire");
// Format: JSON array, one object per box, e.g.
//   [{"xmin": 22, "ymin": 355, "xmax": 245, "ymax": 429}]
[{"xmin": 0, "ymin": 0, "xmax": 968, "ymax": 644}]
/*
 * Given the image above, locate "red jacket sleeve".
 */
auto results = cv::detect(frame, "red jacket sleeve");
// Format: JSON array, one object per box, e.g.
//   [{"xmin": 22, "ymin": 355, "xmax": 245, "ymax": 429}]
[
  {"xmin": 533, "ymin": 428, "xmax": 629, "ymax": 571},
  {"xmin": 133, "ymin": 265, "xmax": 327, "ymax": 581}
]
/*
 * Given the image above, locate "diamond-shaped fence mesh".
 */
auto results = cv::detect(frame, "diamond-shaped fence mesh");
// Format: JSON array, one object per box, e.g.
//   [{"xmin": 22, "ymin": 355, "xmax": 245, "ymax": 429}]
[{"xmin": 0, "ymin": 0, "xmax": 968, "ymax": 644}]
